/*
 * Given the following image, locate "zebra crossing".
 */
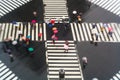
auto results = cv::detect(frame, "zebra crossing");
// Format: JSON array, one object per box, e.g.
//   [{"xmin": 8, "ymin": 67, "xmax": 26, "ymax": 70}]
[
  {"xmin": 0, "ymin": 22, "xmax": 46, "ymax": 42},
  {"xmin": 0, "ymin": 60, "xmax": 20, "ymax": 80},
  {"xmin": 43, "ymin": 0, "xmax": 69, "ymax": 23},
  {"xmin": 46, "ymin": 40, "xmax": 83, "ymax": 80},
  {"xmin": 71, "ymin": 23, "xmax": 120, "ymax": 42},
  {"xmin": 0, "ymin": 0, "xmax": 32, "ymax": 18},
  {"xmin": 87, "ymin": 0, "xmax": 120, "ymax": 17},
  {"xmin": 110, "ymin": 71, "xmax": 120, "ymax": 80}
]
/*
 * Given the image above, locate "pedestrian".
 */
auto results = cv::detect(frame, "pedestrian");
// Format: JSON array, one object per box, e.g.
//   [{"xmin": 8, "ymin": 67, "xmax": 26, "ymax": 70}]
[
  {"xmin": 21, "ymin": 34, "xmax": 26, "ymax": 41},
  {"xmin": 12, "ymin": 40, "xmax": 20, "ymax": 51},
  {"xmin": 108, "ymin": 27, "xmax": 113, "ymax": 37},
  {"xmin": 59, "ymin": 69, "xmax": 65, "ymax": 80},
  {"xmin": 28, "ymin": 47, "xmax": 34, "ymax": 57},
  {"xmin": 51, "ymin": 34, "xmax": 56, "ymax": 44},
  {"xmin": 33, "ymin": 11, "xmax": 37, "ymax": 17},
  {"xmin": 82, "ymin": 57, "xmax": 88, "ymax": 69},
  {"xmin": 94, "ymin": 41, "xmax": 98, "ymax": 46},
  {"xmin": 77, "ymin": 15, "xmax": 82, "ymax": 23},
  {"xmin": 53, "ymin": 29, "xmax": 58, "ymax": 34},
  {"xmin": 38, "ymin": 33, "xmax": 42, "ymax": 41},
  {"xmin": 91, "ymin": 28, "xmax": 97, "ymax": 42},
  {"xmin": 31, "ymin": 19, "xmax": 36, "ymax": 28},
  {"xmin": 95, "ymin": 33, "xmax": 100, "ymax": 41},
  {"xmin": 50, "ymin": 19, "xmax": 55, "ymax": 25},
  {"xmin": 26, "ymin": 38, "xmax": 30, "ymax": 45},
  {"xmin": 6, "ymin": 48, "xmax": 14, "ymax": 62},
  {"xmin": 92, "ymin": 23, "xmax": 96, "ymax": 29},
  {"xmin": 17, "ymin": 30, "xmax": 22, "ymax": 41},
  {"xmin": 64, "ymin": 40, "xmax": 69, "ymax": 52}
]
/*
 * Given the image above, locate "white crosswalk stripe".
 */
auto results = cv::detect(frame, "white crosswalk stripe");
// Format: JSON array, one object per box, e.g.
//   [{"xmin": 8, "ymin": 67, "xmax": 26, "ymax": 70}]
[
  {"xmin": 110, "ymin": 71, "xmax": 120, "ymax": 80},
  {"xmin": 46, "ymin": 40, "xmax": 83, "ymax": 80},
  {"xmin": 0, "ymin": 0, "xmax": 32, "ymax": 18},
  {"xmin": 43, "ymin": 0, "xmax": 69, "ymax": 23},
  {"xmin": 0, "ymin": 22, "xmax": 45, "ymax": 42},
  {"xmin": 0, "ymin": 60, "xmax": 20, "ymax": 80},
  {"xmin": 88, "ymin": 0, "xmax": 120, "ymax": 17},
  {"xmin": 71, "ymin": 23, "xmax": 120, "ymax": 42}
]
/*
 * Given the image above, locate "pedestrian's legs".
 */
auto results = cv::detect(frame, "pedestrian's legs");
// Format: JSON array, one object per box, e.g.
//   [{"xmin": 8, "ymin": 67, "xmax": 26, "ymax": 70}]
[
  {"xmin": 94, "ymin": 42, "xmax": 98, "ymax": 46},
  {"xmin": 83, "ymin": 62, "xmax": 87, "ymax": 69},
  {"xmin": 90, "ymin": 34, "xmax": 94, "ymax": 44},
  {"xmin": 9, "ymin": 54, "xmax": 14, "ymax": 62},
  {"xmin": 39, "ymin": 36, "xmax": 41, "ymax": 41},
  {"xmin": 64, "ymin": 49, "xmax": 68, "ymax": 53},
  {"xmin": 52, "ymin": 39, "xmax": 55, "ymax": 44},
  {"xmin": 64, "ymin": 49, "xmax": 66, "ymax": 52},
  {"xmin": 66, "ymin": 49, "xmax": 68, "ymax": 53},
  {"xmin": 96, "ymin": 35, "xmax": 98, "ymax": 41}
]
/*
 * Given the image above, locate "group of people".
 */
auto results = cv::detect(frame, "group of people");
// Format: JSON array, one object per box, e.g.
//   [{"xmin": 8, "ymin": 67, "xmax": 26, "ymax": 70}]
[
  {"xmin": 47, "ymin": 18, "xmax": 70, "ymax": 52},
  {"xmin": 72, "ymin": 11, "xmax": 82, "ymax": 23},
  {"xmin": 1, "ymin": 11, "xmax": 40, "ymax": 62},
  {"xmin": 91, "ymin": 23, "xmax": 113, "ymax": 46}
]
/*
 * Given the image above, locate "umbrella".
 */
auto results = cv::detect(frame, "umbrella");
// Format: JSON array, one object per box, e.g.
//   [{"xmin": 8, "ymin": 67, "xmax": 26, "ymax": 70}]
[
  {"xmin": 12, "ymin": 40, "xmax": 17, "ymax": 45},
  {"xmin": 38, "ymin": 33, "xmax": 42, "ymax": 37},
  {"xmin": 27, "ymin": 35, "xmax": 31, "ymax": 39},
  {"xmin": 48, "ymin": 23, "xmax": 53, "ymax": 28},
  {"xmin": 53, "ymin": 30, "xmax": 58, "ymax": 34},
  {"xmin": 50, "ymin": 19, "xmax": 55, "ymax": 24},
  {"xmin": 28, "ymin": 47, "xmax": 34, "ymax": 52},
  {"xmin": 31, "ymin": 20, "xmax": 36, "ymax": 24},
  {"xmin": 52, "ymin": 27, "xmax": 57, "ymax": 31},
  {"xmin": 108, "ymin": 27, "xmax": 113, "ymax": 32},
  {"xmin": 12, "ymin": 21, "xmax": 16, "ymax": 24}
]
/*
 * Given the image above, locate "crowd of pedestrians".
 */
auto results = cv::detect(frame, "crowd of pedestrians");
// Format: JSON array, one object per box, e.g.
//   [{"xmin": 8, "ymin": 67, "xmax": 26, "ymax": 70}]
[
  {"xmin": 1, "ymin": 11, "xmax": 40, "ymax": 62},
  {"xmin": 91, "ymin": 23, "xmax": 113, "ymax": 46},
  {"xmin": 0, "ymin": 9, "xmax": 115, "ymax": 80}
]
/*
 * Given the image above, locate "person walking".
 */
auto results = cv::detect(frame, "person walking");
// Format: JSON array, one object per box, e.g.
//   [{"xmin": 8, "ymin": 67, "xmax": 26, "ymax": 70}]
[
  {"xmin": 6, "ymin": 48, "xmax": 14, "ymax": 62},
  {"xmin": 59, "ymin": 69, "xmax": 65, "ymax": 80},
  {"xmin": 92, "ymin": 23, "xmax": 97, "ymax": 29},
  {"xmin": 64, "ymin": 40, "xmax": 69, "ymax": 53},
  {"xmin": 38, "ymin": 33, "xmax": 42, "ymax": 41},
  {"xmin": 91, "ymin": 28, "xmax": 97, "ymax": 42},
  {"xmin": 82, "ymin": 57, "xmax": 88, "ymax": 69},
  {"xmin": 108, "ymin": 27, "xmax": 113, "ymax": 37},
  {"xmin": 95, "ymin": 32, "xmax": 100, "ymax": 41},
  {"xmin": 100, "ymin": 26, "xmax": 104, "ymax": 33},
  {"xmin": 77, "ymin": 15, "xmax": 82, "ymax": 23},
  {"xmin": 51, "ymin": 34, "xmax": 57, "ymax": 45}
]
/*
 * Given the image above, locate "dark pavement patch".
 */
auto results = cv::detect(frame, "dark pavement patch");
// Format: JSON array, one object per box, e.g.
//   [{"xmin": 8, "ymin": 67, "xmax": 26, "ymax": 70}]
[{"xmin": 76, "ymin": 42, "xmax": 120, "ymax": 80}]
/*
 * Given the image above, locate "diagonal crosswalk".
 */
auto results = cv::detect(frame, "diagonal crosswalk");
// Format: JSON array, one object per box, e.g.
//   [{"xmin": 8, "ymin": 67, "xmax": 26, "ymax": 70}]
[
  {"xmin": 110, "ymin": 71, "xmax": 120, "ymax": 80},
  {"xmin": 0, "ymin": 22, "xmax": 46, "ymax": 42},
  {"xmin": 0, "ymin": 0, "xmax": 32, "ymax": 18},
  {"xmin": 46, "ymin": 40, "xmax": 83, "ymax": 80},
  {"xmin": 71, "ymin": 23, "xmax": 120, "ymax": 42},
  {"xmin": 0, "ymin": 60, "xmax": 20, "ymax": 80},
  {"xmin": 87, "ymin": 0, "xmax": 120, "ymax": 17},
  {"xmin": 43, "ymin": 0, "xmax": 69, "ymax": 23}
]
